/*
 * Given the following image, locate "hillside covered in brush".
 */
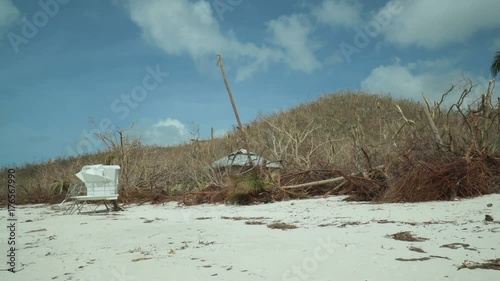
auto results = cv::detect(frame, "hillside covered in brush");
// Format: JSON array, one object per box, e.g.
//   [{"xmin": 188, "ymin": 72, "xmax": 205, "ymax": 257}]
[{"xmin": 2, "ymin": 82, "xmax": 500, "ymax": 205}]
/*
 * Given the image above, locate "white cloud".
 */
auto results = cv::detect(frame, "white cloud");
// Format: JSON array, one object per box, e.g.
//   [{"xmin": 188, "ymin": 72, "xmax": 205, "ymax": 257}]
[
  {"xmin": 312, "ymin": 0, "xmax": 362, "ymax": 28},
  {"xmin": 382, "ymin": 0, "xmax": 500, "ymax": 49},
  {"xmin": 0, "ymin": 0, "xmax": 19, "ymax": 35},
  {"xmin": 266, "ymin": 14, "xmax": 321, "ymax": 73},
  {"xmin": 361, "ymin": 59, "xmax": 489, "ymax": 101},
  {"xmin": 126, "ymin": 0, "xmax": 320, "ymax": 80},
  {"xmin": 129, "ymin": 0, "xmax": 223, "ymax": 57},
  {"xmin": 362, "ymin": 63, "xmax": 425, "ymax": 98},
  {"xmin": 136, "ymin": 118, "xmax": 190, "ymax": 146}
]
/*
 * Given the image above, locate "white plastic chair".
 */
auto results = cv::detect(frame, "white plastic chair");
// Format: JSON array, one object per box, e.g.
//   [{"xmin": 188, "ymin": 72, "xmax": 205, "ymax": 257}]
[{"xmin": 66, "ymin": 165, "xmax": 121, "ymax": 214}]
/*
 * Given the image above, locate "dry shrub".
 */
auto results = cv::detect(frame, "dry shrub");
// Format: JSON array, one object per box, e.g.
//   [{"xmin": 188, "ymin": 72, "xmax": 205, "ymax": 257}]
[
  {"xmin": 2, "ymin": 92, "xmax": 420, "ymax": 205},
  {"xmin": 182, "ymin": 172, "xmax": 282, "ymax": 205},
  {"xmin": 5, "ymin": 83, "xmax": 499, "ymax": 206},
  {"xmin": 182, "ymin": 185, "xmax": 227, "ymax": 205},
  {"xmin": 483, "ymin": 154, "xmax": 500, "ymax": 187},
  {"xmin": 279, "ymin": 169, "xmax": 343, "ymax": 196},
  {"xmin": 340, "ymin": 170, "xmax": 389, "ymax": 201},
  {"xmin": 120, "ymin": 187, "xmax": 179, "ymax": 205},
  {"xmin": 225, "ymin": 173, "xmax": 274, "ymax": 205},
  {"xmin": 373, "ymin": 78, "xmax": 500, "ymax": 203},
  {"xmin": 13, "ymin": 184, "xmax": 58, "ymax": 205},
  {"xmin": 380, "ymin": 154, "xmax": 496, "ymax": 203},
  {"xmin": 251, "ymin": 92, "xmax": 418, "ymax": 172},
  {"xmin": 227, "ymin": 190, "xmax": 275, "ymax": 205}
]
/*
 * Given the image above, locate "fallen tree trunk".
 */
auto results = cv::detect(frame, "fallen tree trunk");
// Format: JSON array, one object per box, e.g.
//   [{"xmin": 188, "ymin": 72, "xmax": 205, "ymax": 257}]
[{"xmin": 281, "ymin": 165, "xmax": 385, "ymax": 190}]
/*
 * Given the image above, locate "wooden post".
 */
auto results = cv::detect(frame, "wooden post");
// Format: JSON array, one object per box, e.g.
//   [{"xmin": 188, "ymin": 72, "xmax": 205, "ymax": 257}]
[{"xmin": 216, "ymin": 54, "xmax": 254, "ymax": 168}]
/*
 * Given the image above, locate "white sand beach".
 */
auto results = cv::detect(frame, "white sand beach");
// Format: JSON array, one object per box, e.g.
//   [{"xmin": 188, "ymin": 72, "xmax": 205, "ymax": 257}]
[{"xmin": 1, "ymin": 195, "xmax": 499, "ymax": 281}]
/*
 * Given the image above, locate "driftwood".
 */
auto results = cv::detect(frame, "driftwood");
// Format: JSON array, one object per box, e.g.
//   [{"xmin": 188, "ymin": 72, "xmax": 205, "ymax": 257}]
[
  {"xmin": 281, "ymin": 165, "xmax": 385, "ymax": 190},
  {"xmin": 422, "ymin": 101, "xmax": 444, "ymax": 147}
]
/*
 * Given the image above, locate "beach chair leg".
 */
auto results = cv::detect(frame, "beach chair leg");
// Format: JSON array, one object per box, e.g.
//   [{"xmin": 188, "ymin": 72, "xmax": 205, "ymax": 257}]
[
  {"xmin": 92, "ymin": 202, "xmax": 101, "ymax": 213},
  {"xmin": 76, "ymin": 200, "xmax": 87, "ymax": 214},
  {"xmin": 64, "ymin": 201, "xmax": 77, "ymax": 215},
  {"xmin": 71, "ymin": 203, "xmax": 80, "ymax": 214}
]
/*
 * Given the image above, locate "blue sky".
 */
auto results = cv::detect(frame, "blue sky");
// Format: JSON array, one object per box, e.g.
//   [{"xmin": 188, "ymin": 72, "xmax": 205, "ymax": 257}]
[{"xmin": 1, "ymin": 0, "xmax": 499, "ymax": 168}]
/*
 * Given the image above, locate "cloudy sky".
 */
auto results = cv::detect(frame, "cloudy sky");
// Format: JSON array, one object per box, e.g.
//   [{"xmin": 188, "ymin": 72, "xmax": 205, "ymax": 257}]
[{"xmin": 1, "ymin": 0, "xmax": 499, "ymax": 168}]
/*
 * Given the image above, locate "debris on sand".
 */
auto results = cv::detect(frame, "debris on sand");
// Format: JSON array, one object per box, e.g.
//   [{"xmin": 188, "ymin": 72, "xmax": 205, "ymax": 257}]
[
  {"xmin": 26, "ymin": 228, "xmax": 47, "ymax": 233},
  {"xmin": 131, "ymin": 257, "xmax": 153, "ymax": 262},
  {"xmin": 441, "ymin": 243, "xmax": 477, "ymax": 251},
  {"xmin": 441, "ymin": 243, "xmax": 470, "ymax": 249},
  {"xmin": 458, "ymin": 259, "xmax": 500, "ymax": 270},
  {"xmin": 195, "ymin": 217, "xmax": 212, "ymax": 220},
  {"xmin": 396, "ymin": 255, "xmax": 450, "ymax": 262},
  {"xmin": 396, "ymin": 257, "xmax": 431, "ymax": 262},
  {"xmin": 388, "ymin": 231, "xmax": 428, "ymax": 242},
  {"xmin": 409, "ymin": 246, "xmax": 426, "ymax": 253},
  {"xmin": 221, "ymin": 216, "xmax": 269, "ymax": 221},
  {"xmin": 339, "ymin": 221, "xmax": 366, "ymax": 228},
  {"xmin": 318, "ymin": 223, "xmax": 335, "ymax": 227},
  {"xmin": 267, "ymin": 222, "xmax": 298, "ymax": 230},
  {"xmin": 245, "ymin": 220, "xmax": 266, "ymax": 225}
]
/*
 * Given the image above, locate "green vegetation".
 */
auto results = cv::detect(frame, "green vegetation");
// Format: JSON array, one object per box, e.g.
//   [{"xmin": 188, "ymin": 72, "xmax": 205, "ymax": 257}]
[{"xmin": 491, "ymin": 49, "xmax": 500, "ymax": 78}]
